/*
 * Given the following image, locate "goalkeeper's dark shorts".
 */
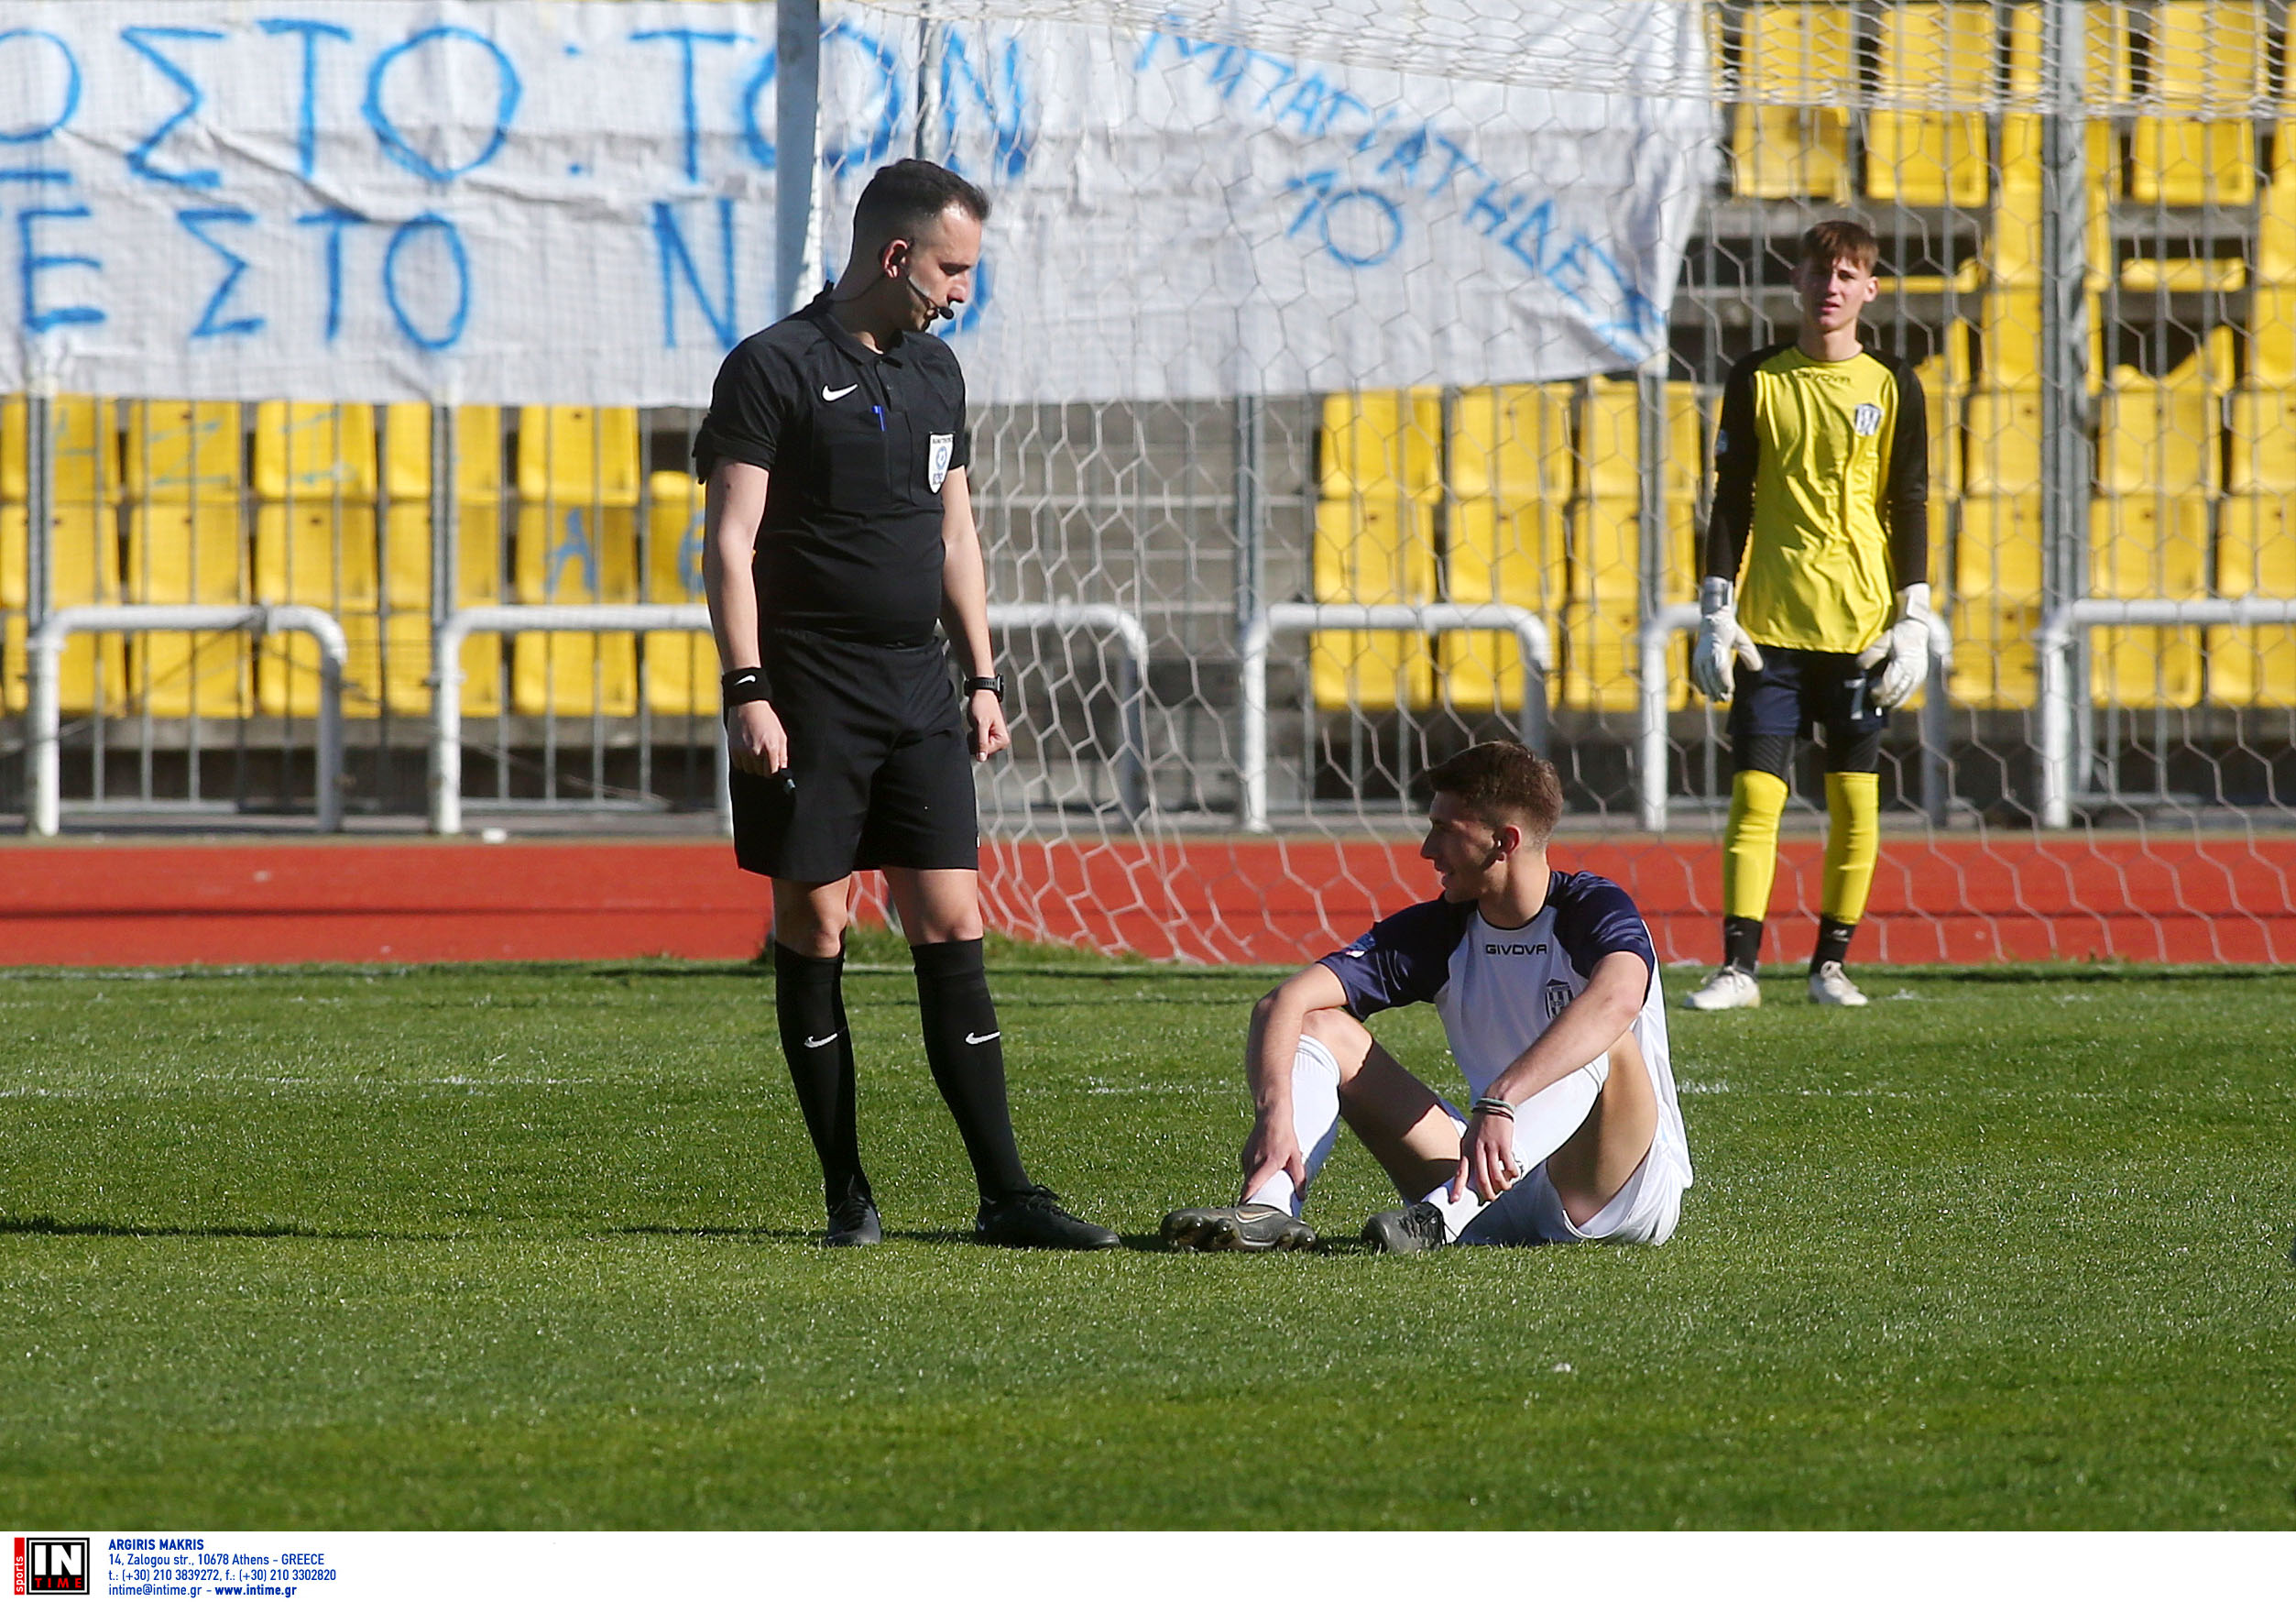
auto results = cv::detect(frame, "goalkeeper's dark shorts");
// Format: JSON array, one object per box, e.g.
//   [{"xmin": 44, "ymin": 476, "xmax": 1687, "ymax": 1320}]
[
  {"xmin": 728, "ymin": 628, "xmax": 979, "ymax": 883},
  {"xmin": 1727, "ymin": 646, "xmax": 1887, "ymax": 763}
]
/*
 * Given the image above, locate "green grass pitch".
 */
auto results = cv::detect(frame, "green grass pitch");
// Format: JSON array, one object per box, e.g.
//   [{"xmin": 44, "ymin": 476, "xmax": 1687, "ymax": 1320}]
[{"xmin": 0, "ymin": 938, "xmax": 2290, "ymax": 1528}]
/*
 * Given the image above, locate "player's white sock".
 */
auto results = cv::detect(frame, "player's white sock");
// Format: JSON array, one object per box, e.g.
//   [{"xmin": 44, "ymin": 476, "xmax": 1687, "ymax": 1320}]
[
  {"xmin": 1242, "ymin": 1034, "xmax": 1343, "ymax": 1216},
  {"xmin": 1416, "ymin": 1180, "xmax": 1485, "ymax": 1242},
  {"xmin": 1430, "ymin": 1058, "xmax": 1613, "ymax": 1238}
]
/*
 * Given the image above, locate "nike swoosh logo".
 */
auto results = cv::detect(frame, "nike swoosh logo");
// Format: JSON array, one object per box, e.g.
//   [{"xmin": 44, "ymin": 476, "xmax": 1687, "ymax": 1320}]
[
  {"xmin": 821, "ymin": 384, "xmax": 858, "ymax": 401},
  {"xmin": 965, "ymin": 1030, "xmax": 1000, "ymax": 1046},
  {"xmin": 804, "ymin": 1033, "xmax": 839, "ymax": 1048}
]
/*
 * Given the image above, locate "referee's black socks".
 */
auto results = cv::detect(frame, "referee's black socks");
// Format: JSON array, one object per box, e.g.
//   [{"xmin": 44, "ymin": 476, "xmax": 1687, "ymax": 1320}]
[
  {"xmin": 771, "ymin": 941, "xmax": 872, "ymax": 1213},
  {"xmin": 911, "ymin": 938, "xmax": 1033, "ymax": 1202}
]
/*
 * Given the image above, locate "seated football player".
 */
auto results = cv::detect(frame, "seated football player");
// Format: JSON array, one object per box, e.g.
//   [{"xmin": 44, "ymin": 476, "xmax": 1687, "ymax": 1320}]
[{"xmin": 1162, "ymin": 741, "xmax": 1693, "ymax": 1253}]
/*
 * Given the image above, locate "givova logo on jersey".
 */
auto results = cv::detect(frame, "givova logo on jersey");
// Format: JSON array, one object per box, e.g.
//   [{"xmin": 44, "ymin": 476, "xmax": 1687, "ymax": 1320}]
[{"xmin": 15, "ymin": 1537, "xmax": 88, "ymax": 1595}]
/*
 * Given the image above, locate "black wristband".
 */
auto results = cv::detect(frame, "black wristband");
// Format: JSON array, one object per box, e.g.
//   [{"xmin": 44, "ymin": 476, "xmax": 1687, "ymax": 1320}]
[
  {"xmin": 721, "ymin": 668, "xmax": 771, "ymax": 706},
  {"xmin": 1471, "ymin": 1096, "xmax": 1515, "ymax": 1120},
  {"xmin": 962, "ymin": 674, "xmax": 1004, "ymax": 699}
]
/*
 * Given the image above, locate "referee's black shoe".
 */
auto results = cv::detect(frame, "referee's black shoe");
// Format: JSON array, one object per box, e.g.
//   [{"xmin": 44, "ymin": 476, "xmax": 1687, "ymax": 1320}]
[
  {"xmin": 975, "ymin": 1186, "xmax": 1120, "ymax": 1250},
  {"xmin": 823, "ymin": 1194, "xmax": 882, "ymax": 1248}
]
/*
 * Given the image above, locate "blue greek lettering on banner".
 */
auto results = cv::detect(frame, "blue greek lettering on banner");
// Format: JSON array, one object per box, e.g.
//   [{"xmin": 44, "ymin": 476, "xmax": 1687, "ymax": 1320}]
[
  {"xmin": 934, "ymin": 28, "xmax": 1030, "ymax": 181},
  {"xmin": 1285, "ymin": 172, "xmax": 1402, "ymax": 269},
  {"xmin": 382, "ymin": 212, "xmax": 470, "ymax": 350},
  {"xmin": 0, "ymin": 30, "xmax": 82, "ymax": 144},
  {"xmin": 364, "ymin": 26, "xmax": 522, "ymax": 184},
  {"xmin": 121, "ymin": 26, "xmax": 224, "ymax": 189},
  {"xmin": 1137, "ymin": 25, "xmax": 1664, "ymax": 359},
  {"xmin": 652, "ymin": 197, "xmax": 738, "ymax": 349},
  {"xmin": 821, "ymin": 22, "xmax": 901, "ymax": 175},
  {"xmin": 178, "ymin": 206, "xmax": 264, "ymax": 337},
  {"xmin": 17, "ymin": 203, "xmax": 104, "ymax": 334},
  {"xmin": 738, "ymin": 46, "xmax": 778, "ymax": 170},
  {"xmin": 258, "ymin": 19, "xmax": 354, "ymax": 183},
  {"xmin": 297, "ymin": 208, "xmax": 367, "ymax": 343},
  {"xmin": 631, "ymin": 29, "xmax": 748, "ymax": 184}
]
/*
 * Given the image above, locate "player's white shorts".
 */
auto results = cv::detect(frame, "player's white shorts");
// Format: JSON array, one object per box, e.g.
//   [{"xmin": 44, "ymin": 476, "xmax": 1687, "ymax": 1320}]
[
  {"xmin": 1458, "ymin": 1148, "xmax": 1686, "ymax": 1246},
  {"xmin": 1426, "ymin": 1065, "xmax": 1683, "ymax": 1247}
]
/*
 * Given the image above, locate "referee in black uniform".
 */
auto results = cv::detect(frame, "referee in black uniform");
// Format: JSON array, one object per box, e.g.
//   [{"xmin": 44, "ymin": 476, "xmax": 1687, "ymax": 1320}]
[{"xmin": 696, "ymin": 159, "xmax": 1117, "ymax": 1249}]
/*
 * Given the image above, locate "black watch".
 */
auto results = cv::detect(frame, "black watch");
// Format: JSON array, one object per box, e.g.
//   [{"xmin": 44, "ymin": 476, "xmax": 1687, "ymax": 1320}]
[{"xmin": 963, "ymin": 674, "xmax": 1005, "ymax": 699}]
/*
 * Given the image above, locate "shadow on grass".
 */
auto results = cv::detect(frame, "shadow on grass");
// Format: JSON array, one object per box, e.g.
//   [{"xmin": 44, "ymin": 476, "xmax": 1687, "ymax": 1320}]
[{"xmin": 0, "ymin": 1213, "xmax": 462, "ymax": 1242}]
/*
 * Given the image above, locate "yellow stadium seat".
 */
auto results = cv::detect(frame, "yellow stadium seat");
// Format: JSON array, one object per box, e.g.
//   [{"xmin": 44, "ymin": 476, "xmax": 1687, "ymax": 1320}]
[
  {"xmin": 1577, "ymin": 378, "xmax": 1704, "ymax": 504},
  {"xmin": 378, "ymin": 500, "xmax": 503, "ymax": 718},
  {"xmin": 2211, "ymin": 496, "xmax": 2296, "ymax": 703},
  {"xmin": 2004, "ymin": 5, "xmax": 2127, "ymax": 191},
  {"xmin": 126, "ymin": 502, "xmax": 250, "ymax": 716},
  {"xmin": 2097, "ymin": 369, "xmax": 2217, "ymax": 496},
  {"xmin": 2259, "ymin": 131, "xmax": 2296, "ymax": 282},
  {"xmin": 1915, "ymin": 357, "xmax": 1966, "ymax": 499},
  {"xmin": 382, "ymin": 404, "xmax": 504, "ymax": 503},
  {"xmin": 254, "ymin": 503, "xmax": 380, "ymax": 719},
  {"xmin": 2090, "ymin": 494, "xmax": 2208, "ymax": 707},
  {"xmin": 1440, "ymin": 496, "xmax": 1562, "ymax": 713},
  {"xmin": 1963, "ymin": 389, "xmax": 2043, "ymax": 494},
  {"xmin": 1314, "ymin": 391, "xmax": 1439, "ymax": 710},
  {"xmin": 1449, "ymin": 384, "xmax": 1573, "ymax": 501},
  {"xmin": 1, "ymin": 503, "xmax": 126, "ymax": 714},
  {"xmin": 512, "ymin": 501, "xmax": 639, "ymax": 716},
  {"xmin": 2118, "ymin": 257, "xmax": 2247, "ymax": 291},
  {"xmin": 252, "ymin": 402, "xmax": 378, "ymax": 502},
  {"xmin": 2254, "ymin": 288, "xmax": 2296, "ymax": 386},
  {"xmin": 2226, "ymin": 388, "xmax": 2296, "ymax": 490},
  {"xmin": 2, "ymin": 397, "xmax": 117, "ymax": 503},
  {"xmin": 1866, "ymin": 4, "xmax": 1995, "ymax": 206},
  {"xmin": 1951, "ymin": 496, "xmax": 2043, "ymax": 708},
  {"xmin": 643, "ymin": 471, "xmax": 715, "ymax": 716},
  {"xmin": 516, "ymin": 407, "xmax": 642, "ymax": 509},
  {"xmin": 2127, "ymin": 1, "xmax": 2264, "ymax": 206},
  {"xmin": 1729, "ymin": 3, "xmax": 1854, "ymax": 201},
  {"xmin": 124, "ymin": 401, "xmax": 242, "ymax": 503},
  {"xmin": 1560, "ymin": 498, "xmax": 1688, "ymax": 713},
  {"xmin": 1311, "ymin": 498, "xmax": 1436, "ymax": 711}
]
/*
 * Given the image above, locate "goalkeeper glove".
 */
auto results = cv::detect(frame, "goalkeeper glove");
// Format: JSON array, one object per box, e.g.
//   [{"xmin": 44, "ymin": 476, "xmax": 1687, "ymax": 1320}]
[
  {"xmin": 1690, "ymin": 576, "xmax": 1764, "ymax": 702},
  {"xmin": 1857, "ymin": 582, "xmax": 1933, "ymax": 710}
]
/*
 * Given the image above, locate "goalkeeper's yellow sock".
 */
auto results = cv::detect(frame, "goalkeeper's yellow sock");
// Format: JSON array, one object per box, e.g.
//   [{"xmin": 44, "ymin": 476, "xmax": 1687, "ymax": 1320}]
[
  {"xmin": 1817, "ymin": 771, "xmax": 1880, "ymax": 969},
  {"xmin": 1722, "ymin": 770, "xmax": 1788, "ymax": 970}
]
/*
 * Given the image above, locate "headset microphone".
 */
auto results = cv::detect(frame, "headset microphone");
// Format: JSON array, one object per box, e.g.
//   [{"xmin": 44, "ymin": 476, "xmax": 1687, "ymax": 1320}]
[{"xmin": 902, "ymin": 273, "xmax": 955, "ymax": 323}]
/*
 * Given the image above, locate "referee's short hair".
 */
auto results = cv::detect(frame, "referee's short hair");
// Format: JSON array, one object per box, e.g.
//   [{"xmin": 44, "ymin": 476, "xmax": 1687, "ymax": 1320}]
[
  {"xmin": 855, "ymin": 159, "xmax": 992, "ymax": 246},
  {"xmin": 1427, "ymin": 741, "xmax": 1565, "ymax": 845}
]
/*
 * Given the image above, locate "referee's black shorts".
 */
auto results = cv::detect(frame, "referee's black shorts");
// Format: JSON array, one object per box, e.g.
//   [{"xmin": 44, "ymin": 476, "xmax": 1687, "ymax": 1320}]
[{"xmin": 729, "ymin": 628, "xmax": 979, "ymax": 882}]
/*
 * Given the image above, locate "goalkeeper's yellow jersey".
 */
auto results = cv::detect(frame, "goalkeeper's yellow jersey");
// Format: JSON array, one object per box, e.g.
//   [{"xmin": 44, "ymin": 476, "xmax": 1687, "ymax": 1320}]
[{"xmin": 1701, "ymin": 343, "xmax": 1930, "ymax": 654}]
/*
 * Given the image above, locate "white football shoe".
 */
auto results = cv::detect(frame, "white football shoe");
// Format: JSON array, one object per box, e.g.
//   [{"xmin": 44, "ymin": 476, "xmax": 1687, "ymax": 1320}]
[
  {"xmin": 1683, "ymin": 965, "xmax": 1762, "ymax": 1011},
  {"xmin": 1807, "ymin": 961, "xmax": 1869, "ymax": 1007}
]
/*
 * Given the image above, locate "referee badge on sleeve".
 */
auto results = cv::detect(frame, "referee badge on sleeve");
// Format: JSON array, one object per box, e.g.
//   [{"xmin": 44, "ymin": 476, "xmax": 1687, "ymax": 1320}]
[{"xmin": 928, "ymin": 433, "xmax": 954, "ymax": 490}]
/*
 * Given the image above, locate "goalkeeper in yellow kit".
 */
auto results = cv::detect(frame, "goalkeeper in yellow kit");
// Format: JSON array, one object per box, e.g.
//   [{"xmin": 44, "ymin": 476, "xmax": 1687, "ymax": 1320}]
[{"xmin": 1686, "ymin": 220, "xmax": 1931, "ymax": 1011}]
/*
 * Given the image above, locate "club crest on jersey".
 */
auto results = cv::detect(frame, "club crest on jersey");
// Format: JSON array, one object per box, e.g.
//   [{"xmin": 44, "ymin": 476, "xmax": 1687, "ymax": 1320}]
[
  {"xmin": 1543, "ymin": 978, "xmax": 1573, "ymax": 1019},
  {"xmin": 927, "ymin": 433, "xmax": 954, "ymax": 491},
  {"xmin": 1853, "ymin": 402, "xmax": 1883, "ymax": 437}
]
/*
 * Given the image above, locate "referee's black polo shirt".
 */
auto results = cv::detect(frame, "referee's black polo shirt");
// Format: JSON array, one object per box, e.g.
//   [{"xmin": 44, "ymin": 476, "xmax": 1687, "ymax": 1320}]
[{"xmin": 694, "ymin": 290, "xmax": 971, "ymax": 647}]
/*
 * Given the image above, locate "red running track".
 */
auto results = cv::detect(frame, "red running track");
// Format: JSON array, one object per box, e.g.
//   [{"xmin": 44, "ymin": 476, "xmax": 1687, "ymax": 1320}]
[{"xmin": 1, "ymin": 833, "xmax": 2291, "ymax": 968}]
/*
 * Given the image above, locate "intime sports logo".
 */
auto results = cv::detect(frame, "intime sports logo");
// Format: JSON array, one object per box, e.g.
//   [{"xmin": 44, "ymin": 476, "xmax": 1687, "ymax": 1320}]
[{"xmin": 14, "ymin": 1537, "xmax": 89, "ymax": 1595}]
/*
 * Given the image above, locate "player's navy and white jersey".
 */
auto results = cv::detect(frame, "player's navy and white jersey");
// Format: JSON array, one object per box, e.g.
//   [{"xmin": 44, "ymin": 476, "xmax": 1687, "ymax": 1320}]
[{"xmin": 1318, "ymin": 872, "xmax": 1694, "ymax": 1189}]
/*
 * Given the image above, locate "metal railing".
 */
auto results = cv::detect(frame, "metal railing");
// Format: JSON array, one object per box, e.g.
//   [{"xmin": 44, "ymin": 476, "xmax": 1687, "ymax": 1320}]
[
  {"xmin": 2038, "ymin": 598, "xmax": 2296, "ymax": 828},
  {"xmin": 1636, "ymin": 605, "xmax": 1955, "ymax": 832},
  {"xmin": 425, "ymin": 601, "xmax": 1152, "ymax": 835},
  {"xmin": 1239, "ymin": 602, "xmax": 1554, "ymax": 833},
  {"xmin": 27, "ymin": 605, "xmax": 348, "ymax": 836}
]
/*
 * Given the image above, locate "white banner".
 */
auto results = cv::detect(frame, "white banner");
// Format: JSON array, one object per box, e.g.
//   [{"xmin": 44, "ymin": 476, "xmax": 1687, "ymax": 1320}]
[{"xmin": 0, "ymin": 1, "xmax": 1711, "ymax": 405}]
